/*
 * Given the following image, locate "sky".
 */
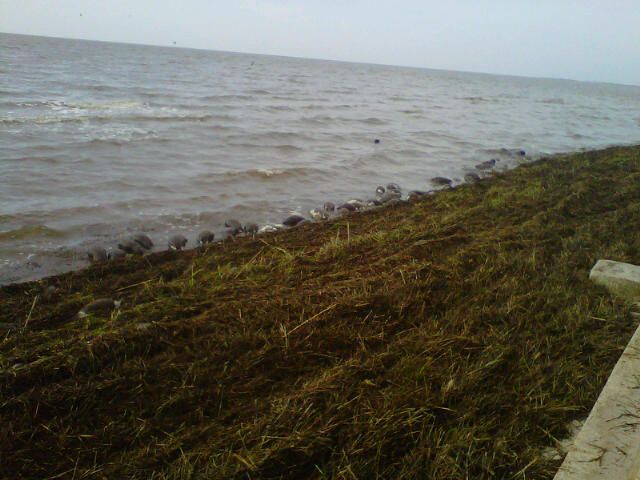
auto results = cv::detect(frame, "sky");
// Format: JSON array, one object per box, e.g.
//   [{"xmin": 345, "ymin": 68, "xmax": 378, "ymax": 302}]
[{"xmin": 1, "ymin": 0, "xmax": 639, "ymax": 86}]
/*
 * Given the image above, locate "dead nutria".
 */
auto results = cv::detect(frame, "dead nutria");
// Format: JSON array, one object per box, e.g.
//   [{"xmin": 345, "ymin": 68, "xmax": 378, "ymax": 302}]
[
  {"xmin": 132, "ymin": 233, "xmax": 153, "ymax": 250},
  {"xmin": 87, "ymin": 246, "xmax": 108, "ymax": 262},
  {"xmin": 77, "ymin": 298, "xmax": 121, "ymax": 318},
  {"xmin": 283, "ymin": 215, "xmax": 305, "ymax": 227},
  {"xmin": 168, "ymin": 234, "xmax": 188, "ymax": 251},
  {"xmin": 197, "ymin": 231, "xmax": 215, "ymax": 245}
]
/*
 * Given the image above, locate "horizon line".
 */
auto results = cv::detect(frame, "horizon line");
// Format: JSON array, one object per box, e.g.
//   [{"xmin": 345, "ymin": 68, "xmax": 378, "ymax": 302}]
[{"xmin": 2, "ymin": 30, "xmax": 639, "ymax": 88}]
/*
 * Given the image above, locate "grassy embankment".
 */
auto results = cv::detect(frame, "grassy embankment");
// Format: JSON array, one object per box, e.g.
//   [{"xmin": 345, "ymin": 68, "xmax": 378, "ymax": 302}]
[{"xmin": 1, "ymin": 145, "xmax": 640, "ymax": 479}]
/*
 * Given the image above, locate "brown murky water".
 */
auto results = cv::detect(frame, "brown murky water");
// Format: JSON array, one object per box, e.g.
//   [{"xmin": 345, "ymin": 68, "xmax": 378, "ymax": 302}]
[{"xmin": 1, "ymin": 33, "xmax": 639, "ymax": 284}]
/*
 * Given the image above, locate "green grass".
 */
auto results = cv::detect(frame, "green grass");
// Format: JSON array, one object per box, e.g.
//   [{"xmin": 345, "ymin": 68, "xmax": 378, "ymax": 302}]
[{"xmin": 1, "ymin": 145, "xmax": 640, "ymax": 479}]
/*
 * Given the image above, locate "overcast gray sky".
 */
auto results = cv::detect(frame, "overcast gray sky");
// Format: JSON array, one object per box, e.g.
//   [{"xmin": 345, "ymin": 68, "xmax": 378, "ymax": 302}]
[{"xmin": 2, "ymin": 0, "xmax": 639, "ymax": 85}]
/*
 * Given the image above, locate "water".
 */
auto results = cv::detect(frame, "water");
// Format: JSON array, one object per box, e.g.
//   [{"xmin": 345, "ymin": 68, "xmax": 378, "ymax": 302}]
[{"xmin": 1, "ymin": 33, "xmax": 639, "ymax": 285}]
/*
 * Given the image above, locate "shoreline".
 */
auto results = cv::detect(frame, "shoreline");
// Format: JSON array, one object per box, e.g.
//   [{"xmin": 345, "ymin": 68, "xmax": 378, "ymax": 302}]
[
  {"xmin": 2, "ymin": 144, "xmax": 640, "ymax": 478},
  {"xmin": 0, "ymin": 146, "xmax": 531, "ymax": 287}
]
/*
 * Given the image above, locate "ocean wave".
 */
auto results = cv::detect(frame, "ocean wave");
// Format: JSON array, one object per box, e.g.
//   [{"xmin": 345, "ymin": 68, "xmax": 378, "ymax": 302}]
[
  {"xmin": 196, "ymin": 166, "xmax": 329, "ymax": 184},
  {"xmin": 201, "ymin": 94, "xmax": 255, "ymax": 101},
  {"xmin": 396, "ymin": 148, "xmax": 433, "ymax": 157},
  {"xmin": 85, "ymin": 131, "xmax": 158, "ymax": 146},
  {"xmin": 4, "ymin": 205, "xmax": 105, "ymax": 221},
  {"xmin": 128, "ymin": 113, "xmax": 233, "ymax": 122},
  {"xmin": 460, "ymin": 96, "xmax": 496, "ymax": 104},
  {"xmin": 264, "ymin": 105, "xmax": 294, "ymax": 112},
  {"xmin": 226, "ymin": 142, "xmax": 305, "ymax": 154},
  {"xmin": 322, "ymin": 89, "xmax": 357, "ymax": 95},
  {"xmin": 0, "ymin": 225, "xmax": 65, "ymax": 241},
  {"xmin": 351, "ymin": 152, "xmax": 399, "ymax": 168},
  {"xmin": 227, "ymin": 131, "xmax": 315, "ymax": 143},
  {"xmin": 359, "ymin": 117, "xmax": 388, "ymax": 125},
  {"xmin": 538, "ymin": 97, "xmax": 565, "ymax": 105},
  {"xmin": 299, "ymin": 115, "xmax": 338, "ymax": 125},
  {"xmin": 478, "ymin": 147, "xmax": 526, "ymax": 158},
  {"xmin": 1, "ymin": 154, "xmax": 89, "ymax": 165},
  {"xmin": 0, "ymin": 111, "xmax": 230, "ymax": 125},
  {"xmin": 85, "ymin": 84, "xmax": 122, "ymax": 92},
  {"xmin": 576, "ymin": 113, "xmax": 612, "ymax": 121},
  {"xmin": 0, "ymin": 115, "xmax": 92, "ymax": 125},
  {"xmin": 2, "ymin": 99, "xmax": 231, "ymax": 126},
  {"xmin": 40, "ymin": 123, "xmax": 160, "ymax": 146},
  {"xmin": 137, "ymin": 91, "xmax": 175, "ymax": 99},
  {"xmin": 272, "ymin": 95, "xmax": 323, "ymax": 102},
  {"xmin": 14, "ymin": 99, "xmax": 140, "ymax": 110},
  {"xmin": 570, "ymin": 133, "xmax": 593, "ymax": 140}
]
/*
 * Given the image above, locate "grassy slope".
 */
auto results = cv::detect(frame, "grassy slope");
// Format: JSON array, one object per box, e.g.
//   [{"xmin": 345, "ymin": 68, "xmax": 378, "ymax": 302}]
[{"xmin": 1, "ymin": 145, "xmax": 640, "ymax": 479}]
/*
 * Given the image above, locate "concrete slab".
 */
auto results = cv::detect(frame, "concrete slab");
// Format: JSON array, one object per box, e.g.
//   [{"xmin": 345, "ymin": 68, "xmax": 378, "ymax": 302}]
[
  {"xmin": 555, "ymin": 321, "xmax": 640, "ymax": 479},
  {"xmin": 555, "ymin": 260, "xmax": 640, "ymax": 480},
  {"xmin": 589, "ymin": 260, "xmax": 640, "ymax": 302}
]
